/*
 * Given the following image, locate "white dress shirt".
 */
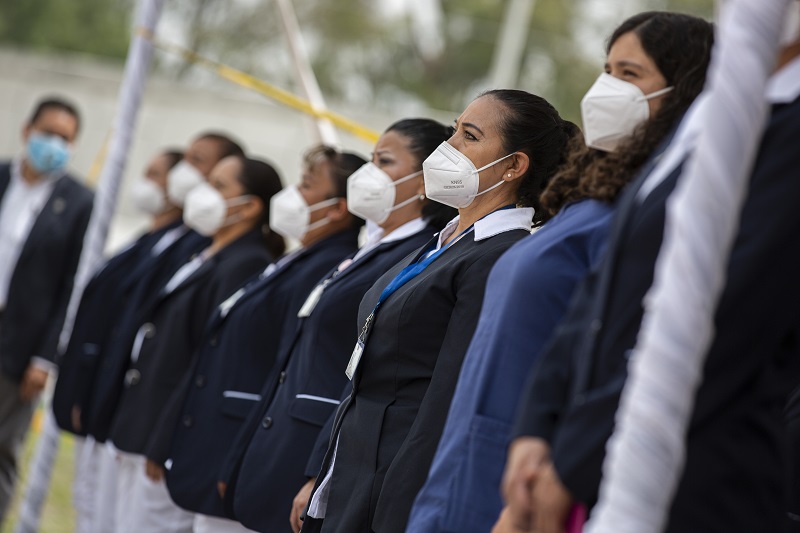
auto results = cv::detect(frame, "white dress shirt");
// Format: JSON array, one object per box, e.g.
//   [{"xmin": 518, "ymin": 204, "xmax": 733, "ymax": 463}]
[{"xmin": 0, "ymin": 158, "xmax": 57, "ymax": 309}]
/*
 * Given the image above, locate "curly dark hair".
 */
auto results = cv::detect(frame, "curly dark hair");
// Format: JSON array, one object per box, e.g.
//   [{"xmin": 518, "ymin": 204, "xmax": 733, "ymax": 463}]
[
  {"xmin": 541, "ymin": 12, "xmax": 714, "ymax": 216},
  {"xmin": 479, "ymin": 89, "xmax": 579, "ymax": 227}
]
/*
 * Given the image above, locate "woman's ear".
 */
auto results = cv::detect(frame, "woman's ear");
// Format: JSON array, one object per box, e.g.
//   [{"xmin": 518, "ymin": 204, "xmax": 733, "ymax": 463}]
[
  {"xmin": 415, "ymin": 174, "xmax": 426, "ymax": 197},
  {"xmin": 325, "ymin": 197, "xmax": 351, "ymax": 222},
  {"xmin": 241, "ymin": 196, "xmax": 264, "ymax": 221},
  {"xmin": 503, "ymin": 152, "xmax": 530, "ymax": 182}
]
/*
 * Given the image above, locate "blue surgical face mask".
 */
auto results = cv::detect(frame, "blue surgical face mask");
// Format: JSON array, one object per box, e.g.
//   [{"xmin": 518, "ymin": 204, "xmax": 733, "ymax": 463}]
[{"xmin": 26, "ymin": 132, "xmax": 71, "ymax": 174}]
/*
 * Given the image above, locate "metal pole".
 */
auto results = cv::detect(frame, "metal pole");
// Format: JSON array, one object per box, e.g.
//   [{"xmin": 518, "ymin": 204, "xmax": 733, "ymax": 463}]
[
  {"xmin": 487, "ymin": 0, "xmax": 537, "ymax": 89},
  {"xmin": 275, "ymin": 0, "xmax": 340, "ymax": 146}
]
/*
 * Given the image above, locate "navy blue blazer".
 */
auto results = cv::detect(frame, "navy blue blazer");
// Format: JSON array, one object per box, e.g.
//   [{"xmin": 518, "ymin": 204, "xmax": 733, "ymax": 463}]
[
  {"xmin": 514, "ymin": 96, "xmax": 800, "ymax": 533},
  {"xmin": 86, "ymin": 226, "xmax": 209, "ymax": 442},
  {"xmin": 223, "ymin": 225, "xmax": 437, "ymax": 533},
  {"xmin": 406, "ymin": 200, "xmax": 614, "ymax": 533},
  {"xmin": 52, "ymin": 221, "xmax": 180, "ymax": 435},
  {"xmin": 153, "ymin": 229, "xmax": 359, "ymax": 517},
  {"xmin": 0, "ymin": 164, "xmax": 93, "ymax": 382},
  {"xmin": 107, "ymin": 229, "xmax": 271, "ymax": 456}
]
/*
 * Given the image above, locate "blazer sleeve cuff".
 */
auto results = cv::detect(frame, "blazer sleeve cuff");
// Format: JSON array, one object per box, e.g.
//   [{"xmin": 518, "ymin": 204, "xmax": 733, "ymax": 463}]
[{"xmin": 30, "ymin": 356, "xmax": 58, "ymax": 373}]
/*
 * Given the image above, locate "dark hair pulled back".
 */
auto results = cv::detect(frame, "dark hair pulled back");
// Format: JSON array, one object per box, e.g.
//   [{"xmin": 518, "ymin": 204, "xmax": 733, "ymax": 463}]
[
  {"xmin": 541, "ymin": 12, "xmax": 714, "ymax": 216},
  {"xmin": 480, "ymin": 89, "xmax": 579, "ymax": 227},
  {"xmin": 235, "ymin": 157, "xmax": 286, "ymax": 258}
]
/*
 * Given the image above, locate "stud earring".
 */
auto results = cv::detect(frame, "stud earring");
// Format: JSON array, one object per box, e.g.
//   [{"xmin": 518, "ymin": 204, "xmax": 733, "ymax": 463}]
[
  {"xmin": 419, "ymin": 194, "xmax": 426, "ymax": 201},
  {"xmin": 507, "ymin": 173, "xmax": 512, "ymax": 178}
]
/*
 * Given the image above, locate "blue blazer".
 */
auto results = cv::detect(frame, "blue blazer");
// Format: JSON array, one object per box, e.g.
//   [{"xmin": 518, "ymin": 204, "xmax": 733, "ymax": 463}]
[
  {"xmin": 0, "ymin": 164, "xmax": 93, "ymax": 382},
  {"xmin": 154, "ymin": 229, "xmax": 359, "ymax": 517},
  {"xmin": 406, "ymin": 200, "xmax": 613, "ymax": 533},
  {"xmin": 222, "ymin": 225, "xmax": 436, "ymax": 533},
  {"xmin": 52, "ymin": 222, "xmax": 180, "ymax": 435},
  {"xmin": 86, "ymin": 227, "xmax": 211, "ymax": 442},
  {"xmin": 514, "ymin": 96, "xmax": 800, "ymax": 532},
  {"xmin": 106, "ymin": 229, "xmax": 271, "ymax": 456}
]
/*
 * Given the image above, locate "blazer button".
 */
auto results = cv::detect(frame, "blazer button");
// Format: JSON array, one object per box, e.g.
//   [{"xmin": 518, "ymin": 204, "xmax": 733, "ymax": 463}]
[
  {"xmin": 124, "ymin": 369, "xmax": 141, "ymax": 387},
  {"xmin": 278, "ymin": 371, "xmax": 286, "ymax": 384},
  {"xmin": 210, "ymin": 336, "xmax": 218, "ymax": 347},
  {"xmin": 590, "ymin": 318, "xmax": 602, "ymax": 333},
  {"xmin": 183, "ymin": 415, "xmax": 194, "ymax": 427},
  {"xmin": 195, "ymin": 375, "xmax": 206, "ymax": 388},
  {"xmin": 261, "ymin": 416, "xmax": 273, "ymax": 429},
  {"xmin": 143, "ymin": 323, "xmax": 156, "ymax": 339}
]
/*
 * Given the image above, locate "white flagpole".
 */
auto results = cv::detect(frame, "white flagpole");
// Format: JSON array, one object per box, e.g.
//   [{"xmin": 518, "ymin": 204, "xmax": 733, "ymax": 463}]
[
  {"xmin": 275, "ymin": 0, "xmax": 340, "ymax": 147},
  {"xmin": 487, "ymin": 0, "xmax": 537, "ymax": 89},
  {"xmin": 13, "ymin": 1, "xmax": 165, "ymax": 530}
]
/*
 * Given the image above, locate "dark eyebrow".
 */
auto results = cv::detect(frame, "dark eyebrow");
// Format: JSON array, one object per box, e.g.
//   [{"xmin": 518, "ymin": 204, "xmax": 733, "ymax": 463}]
[
  {"xmin": 608, "ymin": 59, "xmax": 646, "ymax": 71},
  {"xmin": 462, "ymin": 122, "xmax": 484, "ymax": 138}
]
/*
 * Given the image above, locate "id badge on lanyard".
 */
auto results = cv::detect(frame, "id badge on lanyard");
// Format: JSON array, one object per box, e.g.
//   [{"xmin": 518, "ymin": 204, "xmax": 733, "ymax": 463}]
[{"xmin": 344, "ymin": 224, "xmax": 476, "ymax": 380}]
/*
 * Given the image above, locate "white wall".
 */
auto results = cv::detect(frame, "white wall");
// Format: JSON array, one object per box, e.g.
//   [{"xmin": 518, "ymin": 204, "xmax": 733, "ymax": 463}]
[{"xmin": 0, "ymin": 47, "xmax": 412, "ymax": 251}]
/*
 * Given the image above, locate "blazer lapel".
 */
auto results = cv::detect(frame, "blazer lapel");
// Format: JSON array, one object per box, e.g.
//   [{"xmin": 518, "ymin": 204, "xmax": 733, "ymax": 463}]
[
  {"xmin": 16, "ymin": 176, "xmax": 68, "ymax": 261},
  {"xmin": 0, "ymin": 164, "xmax": 10, "ymax": 202},
  {"xmin": 158, "ymin": 254, "xmax": 215, "ymax": 304},
  {"xmin": 570, "ymin": 136, "xmax": 684, "ymax": 396}
]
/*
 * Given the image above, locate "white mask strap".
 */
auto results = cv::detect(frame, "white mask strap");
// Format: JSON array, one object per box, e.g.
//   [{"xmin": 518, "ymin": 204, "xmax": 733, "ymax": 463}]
[
  {"xmin": 308, "ymin": 197, "xmax": 341, "ymax": 213},
  {"xmin": 392, "ymin": 170, "xmax": 423, "ymax": 186},
  {"xmin": 306, "ymin": 216, "xmax": 331, "ymax": 232},
  {"xmin": 225, "ymin": 194, "xmax": 255, "ymax": 208},
  {"xmin": 644, "ymin": 86, "xmax": 674, "ymax": 100},
  {"xmin": 474, "ymin": 177, "xmax": 508, "ymax": 199},
  {"xmin": 475, "ymin": 152, "xmax": 517, "ymax": 173},
  {"xmin": 389, "ymin": 191, "xmax": 423, "ymax": 213}
]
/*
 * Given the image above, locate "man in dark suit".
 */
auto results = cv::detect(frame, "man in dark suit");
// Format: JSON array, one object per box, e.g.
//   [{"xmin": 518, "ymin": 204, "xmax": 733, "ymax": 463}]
[
  {"xmin": 500, "ymin": 37, "xmax": 800, "ymax": 533},
  {"xmin": 0, "ymin": 96, "xmax": 93, "ymax": 523}
]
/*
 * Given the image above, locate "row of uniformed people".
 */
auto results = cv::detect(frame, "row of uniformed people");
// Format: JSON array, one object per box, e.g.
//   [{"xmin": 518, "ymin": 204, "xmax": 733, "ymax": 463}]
[
  {"xmin": 52, "ymin": 131, "xmax": 273, "ymax": 532},
  {"xmin": 53, "ymin": 8, "xmax": 800, "ymax": 533}
]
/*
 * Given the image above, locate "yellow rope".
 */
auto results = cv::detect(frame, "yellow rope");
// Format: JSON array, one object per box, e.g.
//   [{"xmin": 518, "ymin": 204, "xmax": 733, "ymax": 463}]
[{"xmin": 137, "ymin": 28, "xmax": 381, "ymax": 143}]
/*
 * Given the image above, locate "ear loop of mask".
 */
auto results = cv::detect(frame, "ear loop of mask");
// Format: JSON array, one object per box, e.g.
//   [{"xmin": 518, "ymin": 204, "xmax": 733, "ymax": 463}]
[
  {"xmin": 472, "ymin": 152, "xmax": 518, "ymax": 198},
  {"xmin": 221, "ymin": 194, "xmax": 256, "ymax": 228},
  {"xmin": 642, "ymin": 86, "xmax": 674, "ymax": 101},
  {"xmin": 306, "ymin": 197, "xmax": 343, "ymax": 232},
  {"xmin": 386, "ymin": 170, "xmax": 424, "ymax": 213}
]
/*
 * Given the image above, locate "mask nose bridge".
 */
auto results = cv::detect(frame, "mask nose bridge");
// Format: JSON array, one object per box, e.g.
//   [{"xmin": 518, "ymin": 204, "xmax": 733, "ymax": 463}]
[{"xmin": 439, "ymin": 143, "xmax": 463, "ymax": 166}]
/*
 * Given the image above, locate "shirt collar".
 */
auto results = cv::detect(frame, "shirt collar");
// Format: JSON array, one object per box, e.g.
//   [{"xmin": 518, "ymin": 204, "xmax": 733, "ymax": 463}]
[
  {"xmin": 352, "ymin": 217, "xmax": 427, "ymax": 264},
  {"xmin": 766, "ymin": 55, "xmax": 800, "ymax": 104},
  {"xmin": 10, "ymin": 155, "xmax": 63, "ymax": 188},
  {"xmin": 436, "ymin": 207, "xmax": 534, "ymax": 248}
]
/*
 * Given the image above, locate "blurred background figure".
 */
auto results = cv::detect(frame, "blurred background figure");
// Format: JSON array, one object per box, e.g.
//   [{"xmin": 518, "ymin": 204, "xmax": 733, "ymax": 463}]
[{"xmin": 0, "ymin": 96, "xmax": 93, "ymax": 527}]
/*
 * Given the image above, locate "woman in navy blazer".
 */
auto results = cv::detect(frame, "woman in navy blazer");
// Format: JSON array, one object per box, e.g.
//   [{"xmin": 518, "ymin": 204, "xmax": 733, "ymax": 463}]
[
  {"xmin": 53, "ymin": 149, "xmax": 184, "ymax": 436},
  {"xmin": 300, "ymin": 91, "xmax": 575, "ymax": 533},
  {"xmin": 144, "ymin": 146, "xmax": 366, "ymax": 532},
  {"xmin": 218, "ymin": 119, "xmax": 455, "ymax": 533},
  {"xmin": 105, "ymin": 156, "xmax": 284, "ymax": 532}
]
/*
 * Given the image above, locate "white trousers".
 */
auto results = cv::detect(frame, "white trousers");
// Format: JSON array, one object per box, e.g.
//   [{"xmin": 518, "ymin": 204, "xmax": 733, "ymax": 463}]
[
  {"xmin": 91, "ymin": 441, "xmax": 119, "ymax": 533},
  {"xmin": 114, "ymin": 449, "xmax": 194, "ymax": 533},
  {"xmin": 193, "ymin": 514, "xmax": 259, "ymax": 533},
  {"xmin": 72, "ymin": 436, "xmax": 104, "ymax": 533}
]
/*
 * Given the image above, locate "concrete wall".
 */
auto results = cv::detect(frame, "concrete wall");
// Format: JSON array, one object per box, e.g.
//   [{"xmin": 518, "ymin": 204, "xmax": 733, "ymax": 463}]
[{"xmin": 0, "ymin": 47, "xmax": 415, "ymax": 251}]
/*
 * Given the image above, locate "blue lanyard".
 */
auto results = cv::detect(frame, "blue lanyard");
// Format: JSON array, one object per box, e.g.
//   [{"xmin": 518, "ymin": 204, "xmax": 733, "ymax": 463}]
[
  {"xmin": 345, "ymin": 205, "xmax": 515, "ymax": 380},
  {"xmin": 375, "ymin": 226, "xmax": 470, "ymax": 308}
]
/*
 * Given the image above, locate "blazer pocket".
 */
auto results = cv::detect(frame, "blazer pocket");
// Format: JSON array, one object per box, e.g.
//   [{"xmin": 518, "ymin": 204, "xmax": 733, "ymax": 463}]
[
  {"xmin": 219, "ymin": 391, "xmax": 262, "ymax": 420},
  {"xmin": 288, "ymin": 394, "xmax": 340, "ymax": 427},
  {"xmin": 78, "ymin": 343, "xmax": 101, "ymax": 365}
]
